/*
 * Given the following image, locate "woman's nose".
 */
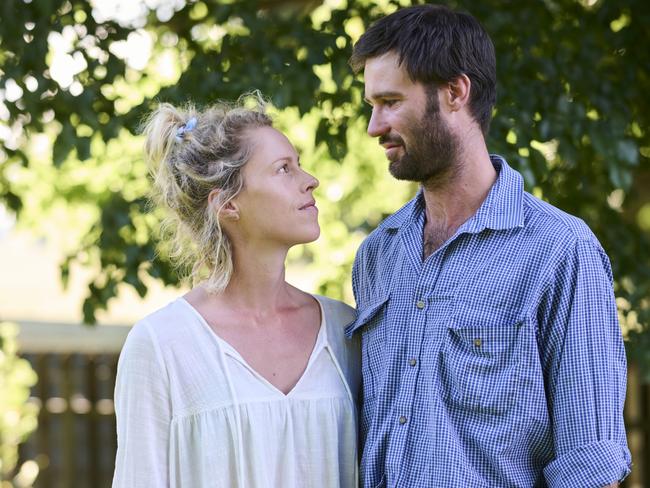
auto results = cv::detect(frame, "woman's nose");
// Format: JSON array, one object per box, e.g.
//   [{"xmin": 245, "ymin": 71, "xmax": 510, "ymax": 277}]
[{"xmin": 303, "ymin": 170, "xmax": 319, "ymax": 192}]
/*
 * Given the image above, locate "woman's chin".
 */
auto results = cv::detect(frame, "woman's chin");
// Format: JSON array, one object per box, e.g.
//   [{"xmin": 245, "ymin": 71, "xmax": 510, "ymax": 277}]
[{"xmin": 293, "ymin": 226, "xmax": 321, "ymax": 245}]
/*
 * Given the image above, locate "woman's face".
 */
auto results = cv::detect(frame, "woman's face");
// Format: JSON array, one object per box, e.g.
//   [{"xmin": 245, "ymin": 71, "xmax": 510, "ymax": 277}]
[{"xmin": 231, "ymin": 126, "xmax": 320, "ymax": 248}]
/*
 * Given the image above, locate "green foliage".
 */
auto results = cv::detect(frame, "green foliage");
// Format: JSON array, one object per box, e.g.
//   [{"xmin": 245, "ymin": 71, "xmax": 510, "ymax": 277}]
[
  {"xmin": 1, "ymin": 0, "xmax": 649, "ymax": 372},
  {"xmin": 0, "ymin": 323, "xmax": 39, "ymax": 485}
]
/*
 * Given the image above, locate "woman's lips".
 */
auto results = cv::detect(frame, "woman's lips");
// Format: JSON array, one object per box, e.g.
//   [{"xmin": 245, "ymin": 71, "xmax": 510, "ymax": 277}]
[{"xmin": 299, "ymin": 200, "xmax": 317, "ymax": 212}]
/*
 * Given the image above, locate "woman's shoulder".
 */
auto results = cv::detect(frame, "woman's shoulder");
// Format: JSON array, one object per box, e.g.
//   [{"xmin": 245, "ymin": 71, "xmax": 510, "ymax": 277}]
[
  {"xmin": 313, "ymin": 294, "xmax": 357, "ymax": 349},
  {"xmin": 126, "ymin": 298, "xmax": 197, "ymax": 350},
  {"xmin": 313, "ymin": 294, "xmax": 361, "ymax": 395},
  {"xmin": 313, "ymin": 294, "xmax": 355, "ymax": 327}
]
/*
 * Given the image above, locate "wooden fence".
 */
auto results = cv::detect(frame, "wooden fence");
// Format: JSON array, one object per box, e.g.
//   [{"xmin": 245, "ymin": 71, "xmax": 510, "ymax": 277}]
[
  {"xmin": 18, "ymin": 353, "xmax": 118, "ymax": 488},
  {"xmin": 15, "ymin": 321, "xmax": 125, "ymax": 488},
  {"xmin": 12, "ymin": 321, "xmax": 650, "ymax": 487}
]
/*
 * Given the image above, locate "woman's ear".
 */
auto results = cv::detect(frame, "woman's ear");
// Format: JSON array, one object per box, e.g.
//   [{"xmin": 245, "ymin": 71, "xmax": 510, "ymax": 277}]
[{"xmin": 208, "ymin": 188, "xmax": 240, "ymax": 221}]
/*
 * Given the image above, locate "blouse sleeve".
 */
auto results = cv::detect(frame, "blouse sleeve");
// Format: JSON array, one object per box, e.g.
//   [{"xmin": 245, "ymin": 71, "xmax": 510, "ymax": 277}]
[{"xmin": 112, "ymin": 320, "xmax": 171, "ymax": 487}]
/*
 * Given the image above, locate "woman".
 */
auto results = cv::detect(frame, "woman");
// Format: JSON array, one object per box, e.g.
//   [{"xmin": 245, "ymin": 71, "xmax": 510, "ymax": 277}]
[{"xmin": 112, "ymin": 94, "xmax": 360, "ymax": 487}]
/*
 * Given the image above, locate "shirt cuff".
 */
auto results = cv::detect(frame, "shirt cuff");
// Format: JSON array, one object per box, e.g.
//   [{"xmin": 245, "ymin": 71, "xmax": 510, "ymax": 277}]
[{"xmin": 543, "ymin": 440, "xmax": 631, "ymax": 487}]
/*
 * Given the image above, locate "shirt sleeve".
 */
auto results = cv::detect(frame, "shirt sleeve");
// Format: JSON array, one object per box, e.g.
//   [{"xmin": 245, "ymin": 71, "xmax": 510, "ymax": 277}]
[
  {"xmin": 537, "ymin": 237, "xmax": 631, "ymax": 487},
  {"xmin": 112, "ymin": 320, "xmax": 171, "ymax": 487}
]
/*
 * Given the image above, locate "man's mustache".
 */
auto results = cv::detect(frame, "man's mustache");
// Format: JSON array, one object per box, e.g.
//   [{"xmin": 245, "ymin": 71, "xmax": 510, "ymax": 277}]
[{"xmin": 379, "ymin": 135, "xmax": 405, "ymax": 146}]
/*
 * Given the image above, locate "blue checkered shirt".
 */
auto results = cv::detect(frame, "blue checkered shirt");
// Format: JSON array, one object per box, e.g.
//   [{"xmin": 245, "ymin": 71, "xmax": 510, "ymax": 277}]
[{"xmin": 346, "ymin": 156, "xmax": 631, "ymax": 487}]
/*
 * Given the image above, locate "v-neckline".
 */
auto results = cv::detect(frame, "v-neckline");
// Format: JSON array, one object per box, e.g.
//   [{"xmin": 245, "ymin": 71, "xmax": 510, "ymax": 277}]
[{"xmin": 178, "ymin": 296, "xmax": 327, "ymax": 398}]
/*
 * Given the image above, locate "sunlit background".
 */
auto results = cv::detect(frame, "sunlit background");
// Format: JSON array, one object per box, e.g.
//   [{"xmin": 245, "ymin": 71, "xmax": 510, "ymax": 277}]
[{"xmin": 1, "ymin": 0, "xmax": 649, "ymax": 486}]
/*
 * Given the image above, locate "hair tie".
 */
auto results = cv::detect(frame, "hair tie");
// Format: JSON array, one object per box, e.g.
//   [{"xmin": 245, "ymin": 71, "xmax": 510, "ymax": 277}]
[{"xmin": 176, "ymin": 117, "xmax": 198, "ymax": 142}]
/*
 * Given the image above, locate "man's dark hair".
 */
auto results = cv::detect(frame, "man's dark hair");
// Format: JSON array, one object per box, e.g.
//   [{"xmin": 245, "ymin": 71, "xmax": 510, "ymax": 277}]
[{"xmin": 350, "ymin": 4, "xmax": 496, "ymax": 135}]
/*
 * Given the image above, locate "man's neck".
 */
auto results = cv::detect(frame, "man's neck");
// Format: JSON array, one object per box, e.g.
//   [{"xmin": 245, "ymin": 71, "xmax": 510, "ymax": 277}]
[{"xmin": 421, "ymin": 145, "xmax": 496, "ymax": 258}]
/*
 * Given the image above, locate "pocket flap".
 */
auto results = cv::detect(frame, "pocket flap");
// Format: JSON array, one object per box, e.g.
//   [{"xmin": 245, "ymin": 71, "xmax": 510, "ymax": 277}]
[
  {"xmin": 448, "ymin": 306, "xmax": 523, "ymax": 357},
  {"xmin": 345, "ymin": 294, "xmax": 390, "ymax": 337}
]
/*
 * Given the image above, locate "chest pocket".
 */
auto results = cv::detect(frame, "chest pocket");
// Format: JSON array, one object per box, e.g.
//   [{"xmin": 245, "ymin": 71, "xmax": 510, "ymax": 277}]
[{"xmin": 439, "ymin": 307, "xmax": 523, "ymax": 415}]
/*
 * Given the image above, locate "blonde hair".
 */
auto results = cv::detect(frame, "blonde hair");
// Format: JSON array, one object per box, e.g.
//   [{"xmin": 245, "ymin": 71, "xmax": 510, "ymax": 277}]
[{"xmin": 141, "ymin": 93, "xmax": 272, "ymax": 293}]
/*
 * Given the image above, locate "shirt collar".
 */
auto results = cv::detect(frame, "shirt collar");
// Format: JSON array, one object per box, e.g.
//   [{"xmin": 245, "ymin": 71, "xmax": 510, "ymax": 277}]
[{"xmin": 378, "ymin": 154, "xmax": 525, "ymax": 233}]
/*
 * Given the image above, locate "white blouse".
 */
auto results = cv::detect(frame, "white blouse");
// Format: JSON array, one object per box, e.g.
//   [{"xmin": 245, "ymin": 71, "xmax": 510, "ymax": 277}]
[{"xmin": 112, "ymin": 295, "xmax": 360, "ymax": 488}]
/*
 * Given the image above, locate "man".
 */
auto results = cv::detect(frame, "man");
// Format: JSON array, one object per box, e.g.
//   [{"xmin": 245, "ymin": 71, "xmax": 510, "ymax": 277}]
[{"xmin": 346, "ymin": 4, "xmax": 631, "ymax": 487}]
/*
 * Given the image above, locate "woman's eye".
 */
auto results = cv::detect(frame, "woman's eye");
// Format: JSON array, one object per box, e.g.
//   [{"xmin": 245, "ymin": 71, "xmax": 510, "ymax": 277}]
[{"xmin": 279, "ymin": 164, "xmax": 289, "ymax": 173}]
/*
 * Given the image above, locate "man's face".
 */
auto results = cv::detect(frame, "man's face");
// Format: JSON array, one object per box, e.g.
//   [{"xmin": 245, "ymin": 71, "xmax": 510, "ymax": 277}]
[{"xmin": 364, "ymin": 52, "xmax": 459, "ymax": 183}]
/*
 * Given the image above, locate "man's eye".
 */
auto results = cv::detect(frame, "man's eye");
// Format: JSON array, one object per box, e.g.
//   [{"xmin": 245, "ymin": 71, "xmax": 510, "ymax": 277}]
[
  {"xmin": 279, "ymin": 164, "xmax": 289, "ymax": 173},
  {"xmin": 384, "ymin": 99, "xmax": 398, "ymax": 107}
]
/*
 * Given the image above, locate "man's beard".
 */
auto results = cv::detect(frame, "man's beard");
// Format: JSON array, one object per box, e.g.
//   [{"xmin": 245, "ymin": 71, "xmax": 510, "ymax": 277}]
[{"xmin": 384, "ymin": 95, "xmax": 460, "ymax": 183}]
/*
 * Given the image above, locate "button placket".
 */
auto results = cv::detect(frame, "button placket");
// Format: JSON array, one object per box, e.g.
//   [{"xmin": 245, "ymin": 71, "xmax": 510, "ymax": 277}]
[{"xmin": 389, "ymin": 260, "xmax": 438, "ymax": 479}]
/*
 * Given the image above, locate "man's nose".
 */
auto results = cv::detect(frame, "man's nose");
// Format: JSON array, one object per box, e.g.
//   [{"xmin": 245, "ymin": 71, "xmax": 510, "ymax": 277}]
[{"xmin": 367, "ymin": 108, "xmax": 389, "ymax": 138}]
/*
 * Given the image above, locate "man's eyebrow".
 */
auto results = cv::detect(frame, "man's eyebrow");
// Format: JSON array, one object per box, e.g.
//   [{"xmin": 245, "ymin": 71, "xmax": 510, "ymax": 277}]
[{"xmin": 364, "ymin": 91, "xmax": 404, "ymax": 104}]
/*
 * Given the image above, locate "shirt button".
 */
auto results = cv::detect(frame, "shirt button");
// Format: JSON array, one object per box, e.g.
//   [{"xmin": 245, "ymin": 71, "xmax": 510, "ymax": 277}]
[
  {"xmin": 399, "ymin": 416, "xmax": 407, "ymax": 425},
  {"xmin": 416, "ymin": 300, "xmax": 425, "ymax": 309},
  {"xmin": 474, "ymin": 338, "xmax": 482, "ymax": 347},
  {"xmin": 409, "ymin": 358, "xmax": 417, "ymax": 367}
]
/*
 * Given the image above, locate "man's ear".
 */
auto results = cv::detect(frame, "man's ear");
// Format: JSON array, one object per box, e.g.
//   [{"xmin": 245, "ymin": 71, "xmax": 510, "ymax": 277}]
[
  {"xmin": 444, "ymin": 74, "xmax": 471, "ymax": 112},
  {"xmin": 208, "ymin": 188, "xmax": 240, "ymax": 221}
]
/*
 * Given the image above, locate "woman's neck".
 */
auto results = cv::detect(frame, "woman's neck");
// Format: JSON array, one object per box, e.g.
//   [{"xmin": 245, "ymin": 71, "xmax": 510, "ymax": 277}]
[{"xmin": 217, "ymin": 241, "xmax": 298, "ymax": 313}]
